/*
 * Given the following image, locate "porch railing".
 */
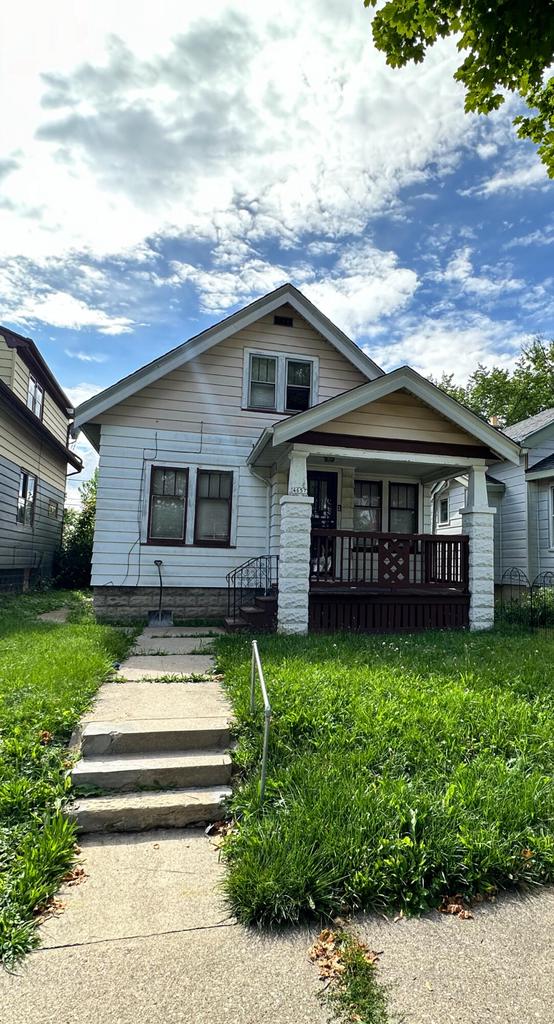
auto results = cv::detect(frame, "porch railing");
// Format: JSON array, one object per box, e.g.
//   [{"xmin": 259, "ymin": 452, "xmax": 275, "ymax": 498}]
[
  {"xmin": 310, "ymin": 530, "xmax": 469, "ymax": 591},
  {"xmin": 226, "ymin": 555, "xmax": 279, "ymax": 621}
]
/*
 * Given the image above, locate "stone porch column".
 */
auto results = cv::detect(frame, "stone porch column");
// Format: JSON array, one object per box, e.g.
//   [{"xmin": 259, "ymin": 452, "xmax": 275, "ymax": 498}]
[
  {"xmin": 277, "ymin": 450, "xmax": 314, "ymax": 635},
  {"xmin": 461, "ymin": 464, "xmax": 495, "ymax": 631}
]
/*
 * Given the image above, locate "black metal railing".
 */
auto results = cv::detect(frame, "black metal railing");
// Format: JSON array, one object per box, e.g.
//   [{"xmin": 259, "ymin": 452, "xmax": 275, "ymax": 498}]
[{"xmin": 226, "ymin": 555, "xmax": 279, "ymax": 621}]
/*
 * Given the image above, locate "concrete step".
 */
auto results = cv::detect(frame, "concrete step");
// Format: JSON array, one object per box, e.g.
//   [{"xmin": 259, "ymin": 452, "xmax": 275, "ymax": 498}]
[
  {"xmin": 69, "ymin": 786, "xmax": 232, "ymax": 833},
  {"xmin": 72, "ymin": 750, "xmax": 232, "ymax": 792},
  {"xmin": 239, "ymin": 605, "xmax": 275, "ymax": 629},
  {"xmin": 224, "ymin": 615, "xmax": 249, "ymax": 632},
  {"xmin": 80, "ymin": 718, "xmax": 231, "ymax": 757}
]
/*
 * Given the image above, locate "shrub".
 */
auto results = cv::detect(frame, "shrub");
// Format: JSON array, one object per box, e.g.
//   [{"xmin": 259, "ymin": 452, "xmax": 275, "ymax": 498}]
[{"xmin": 54, "ymin": 472, "xmax": 97, "ymax": 589}]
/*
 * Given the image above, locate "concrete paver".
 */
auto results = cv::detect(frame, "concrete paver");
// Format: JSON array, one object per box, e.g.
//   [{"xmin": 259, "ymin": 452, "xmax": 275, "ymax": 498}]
[
  {"xmin": 355, "ymin": 887, "xmax": 554, "ymax": 1023},
  {"xmin": 132, "ymin": 637, "xmax": 215, "ymax": 655},
  {"xmin": 0, "ymin": 830, "xmax": 326, "ymax": 1024},
  {"xmin": 142, "ymin": 626, "xmax": 225, "ymax": 637},
  {"xmin": 117, "ymin": 655, "xmax": 216, "ymax": 680},
  {"xmin": 83, "ymin": 681, "xmax": 231, "ymax": 722}
]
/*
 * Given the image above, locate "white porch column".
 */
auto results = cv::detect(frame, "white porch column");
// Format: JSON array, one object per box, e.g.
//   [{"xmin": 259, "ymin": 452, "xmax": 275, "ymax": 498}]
[
  {"xmin": 461, "ymin": 464, "xmax": 495, "ymax": 631},
  {"xmin": 277, "ymin": 450, "xmax": 313, "ymax": 635}
]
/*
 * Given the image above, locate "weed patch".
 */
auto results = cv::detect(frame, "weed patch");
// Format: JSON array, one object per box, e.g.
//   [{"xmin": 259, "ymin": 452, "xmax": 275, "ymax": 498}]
[{"xmin": 216, "ymin": 631, "xmax": 554, "ymax": 927}]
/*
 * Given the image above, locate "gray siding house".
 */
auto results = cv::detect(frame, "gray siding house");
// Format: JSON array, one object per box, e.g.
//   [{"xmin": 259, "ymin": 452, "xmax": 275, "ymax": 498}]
[
  {"xmin": 0, "ymin": 326, "xmax": 82, "ymax": 589},
  {"xmin": 433, "ymin": 409, "xmax": 554, "ymax": 585}
]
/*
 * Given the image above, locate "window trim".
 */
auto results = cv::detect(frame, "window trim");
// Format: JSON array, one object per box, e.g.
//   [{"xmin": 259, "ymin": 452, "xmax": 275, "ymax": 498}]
[
  {"xmin": 194, "ymin": 469, "xmax": 233, "ymax": 548},
  {"xmin": 550, "ymin": 484, "xmax": 554, "ymax": 549},
  {"xmin": 439, "ymin": 496, "xmax": 449, "ymax": 526},
  {"xmin": 146, "ymin": 466, "xmax": 189, "ymax": 546},
  {"xmin": 17, "ymin": 470, "xmax": 37, "ymax": 526},
  {"xmin": 242, "ymin": 348, "xmax": 318, "ymax": 413},
  {"xmin": 388, "ymin": 481, "xmax": 419, "ymax": 534},
  {"xmin": 353, "ymin": 479, "xmax": 383, "ymax": 532}
]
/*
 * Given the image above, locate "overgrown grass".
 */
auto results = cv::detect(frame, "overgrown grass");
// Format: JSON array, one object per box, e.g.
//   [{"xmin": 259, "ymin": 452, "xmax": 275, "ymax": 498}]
[
  {"xmin": 216, "ymin": 629, "xmax": 554, "ymax": 928},
  {"xmin": 326, "ymin": 931, "xmax": 389, "ymax": 1024},
  {"xmin": 0, "ymin": 590, "xmax": 134, "ymax": 964}
]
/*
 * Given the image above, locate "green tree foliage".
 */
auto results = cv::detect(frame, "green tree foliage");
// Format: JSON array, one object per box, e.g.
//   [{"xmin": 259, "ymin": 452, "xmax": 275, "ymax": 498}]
[
  {"xmin": 433, "ymin": 337, "xmax": 554, "ymax": 426},
  {"xmin": 54, "ymin": 471, "xmax": 97, "ymax": 588},
  {"xmin": 364, "ymin": 0, "xmax": 554, "ymax": 175}
]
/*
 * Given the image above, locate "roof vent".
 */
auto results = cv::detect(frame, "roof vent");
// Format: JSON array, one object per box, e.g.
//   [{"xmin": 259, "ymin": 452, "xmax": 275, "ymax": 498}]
[{"xmin": 274, "ymin": 314, "xmax": 293, "ymax": 328}]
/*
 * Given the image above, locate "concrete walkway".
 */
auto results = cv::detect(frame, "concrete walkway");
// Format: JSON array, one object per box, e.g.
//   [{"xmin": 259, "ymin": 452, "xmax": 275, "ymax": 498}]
[{"xmin": 1, "ymin": 830, "xmax": 326, "ymax": 1024}]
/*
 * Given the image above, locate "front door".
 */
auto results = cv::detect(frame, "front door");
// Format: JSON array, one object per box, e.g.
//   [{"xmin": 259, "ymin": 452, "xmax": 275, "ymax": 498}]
[{"xmin": 308, "ymin": 471, "xmax": 338, "ymax": 581}]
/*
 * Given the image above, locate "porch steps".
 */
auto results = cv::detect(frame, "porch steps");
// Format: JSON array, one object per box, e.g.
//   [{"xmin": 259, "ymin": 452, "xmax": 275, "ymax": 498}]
[
  {"xmin": 69, "ymin": 787, "xmax": 232, "ymax": 834},
  {"xmin": 79, "ymin": 718, "xmax": 230, "ymax": 757},
  {"xmin": 225, "ymin": 593, "xmax": 278, "ymax": 633},
  {"xmin": 72, "ymin": 749, "xmax": 232, "ymax": 792}
]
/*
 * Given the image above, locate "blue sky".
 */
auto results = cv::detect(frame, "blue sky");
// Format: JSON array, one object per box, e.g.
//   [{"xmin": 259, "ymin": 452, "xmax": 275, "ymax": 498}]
[{"xmin": 0, "ymin": 1, "xmax": 552, "ymax": 501}]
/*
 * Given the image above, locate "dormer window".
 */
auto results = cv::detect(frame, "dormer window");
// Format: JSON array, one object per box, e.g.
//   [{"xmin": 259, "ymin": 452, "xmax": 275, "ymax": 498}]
[
  {"xmin": 27, "ymin": 375, "xmax": 44, "ymax": 418},
  {"xmin": 244, "ymin": 350, "xmax": 317, "ymax": 413}
]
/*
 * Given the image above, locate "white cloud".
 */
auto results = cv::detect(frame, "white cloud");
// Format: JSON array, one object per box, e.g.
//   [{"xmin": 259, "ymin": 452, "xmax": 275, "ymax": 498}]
[
  {"xmin": 64, "ymin": 348, "xmax": 108, "ymax": 362},
  {"xmin": 6, "ymin": 290, "xmax": 135, "ymax": 334},
  {"xmin": 371, "ymin": 313, "xmax": 524, "ymax": 383},
  {"xmin": 430, "ymin": 246, "xmax": 524, "ymax": 299},
  {"xmin": 462, "ymin": 155, "xmax": 549, "ymax": 197},
  {"xmin": 64, "ymin": 381, "xmax": 104, "ymax": 407},
  {"xmin": 475, "ymin": 142, "xmax": 498, "ymax": 160}
]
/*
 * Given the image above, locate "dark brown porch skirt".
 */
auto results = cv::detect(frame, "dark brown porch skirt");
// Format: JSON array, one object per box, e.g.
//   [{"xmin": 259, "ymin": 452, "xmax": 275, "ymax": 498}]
[{"xmin": 309, "ymin": 589, "xmax": 470, "ymax": 633}]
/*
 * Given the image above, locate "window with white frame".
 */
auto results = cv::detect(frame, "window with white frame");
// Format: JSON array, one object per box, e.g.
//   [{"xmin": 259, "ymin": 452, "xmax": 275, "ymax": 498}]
[
  {"xmin": 550, "ymin": 485, "xmax": 554, "ymax": 548},
  {"xmin": 439, "ymin": 497, "xmax": 449, "ymax": 525},
  {"xmin": 17, "ymin": 471, "xmax": 36, "ymax": 525},
  {"xmin": 27, "ymin": 375, "xmax": 44, "ymax": 418},
  {"xmin": 245, "ymin": 351, "xmax": 316, "ymax": 412}
]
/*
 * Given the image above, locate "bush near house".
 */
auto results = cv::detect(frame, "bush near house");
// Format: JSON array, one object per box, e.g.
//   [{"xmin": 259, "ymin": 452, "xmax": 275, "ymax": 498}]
[
  {"xmin": 54, "ymin": 472, "xmax": 97, "ymax": 589},
  {"xmin": 0, "ymin": 590, "xmax": 133, "ymax": 965},
  {"xmin": 217, "ymin": 630, "xmax": 554, "ymax": 927}
]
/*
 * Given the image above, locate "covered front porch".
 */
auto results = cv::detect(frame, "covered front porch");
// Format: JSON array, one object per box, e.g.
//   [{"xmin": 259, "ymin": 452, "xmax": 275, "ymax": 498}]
[{"xmin": 246, "ymin": 367, "xmax": 520, "ymax": 634}]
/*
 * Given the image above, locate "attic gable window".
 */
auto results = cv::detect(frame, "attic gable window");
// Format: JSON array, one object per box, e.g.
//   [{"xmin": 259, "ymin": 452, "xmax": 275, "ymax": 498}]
[
  {"xmin": 274, "ymin": 314, "xmax": 293, "ymax": 327},
  {"xmin": 27, "ymin": 375, "xmax": 44, "ymax": 418},
  {"xmin": 244, "ymin": 349, "xmax": 318, "ymax": 413},
  {"xmin": 285, "ymin": 359, "xmax": 312, "ymax": 412}
]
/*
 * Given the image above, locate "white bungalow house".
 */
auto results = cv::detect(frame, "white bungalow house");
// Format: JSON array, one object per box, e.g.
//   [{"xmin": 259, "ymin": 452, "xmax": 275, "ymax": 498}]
[
  {"xmin": 74, "ymin": 284, "xmax": 520, "ymax": 634},
  {"xmin": 433, "ymin": 408, "xmax": 554, "ymax": 587}
]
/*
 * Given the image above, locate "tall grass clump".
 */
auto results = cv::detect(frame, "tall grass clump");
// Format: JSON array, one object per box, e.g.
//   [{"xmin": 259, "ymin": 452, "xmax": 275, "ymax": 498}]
[
  {"xmin": 0, "ymin": 590, "xmax": 134, "ymax": 964},
  {"xmin": 216, "ymin": 630, "xmax": 554, "ymax": 926}
]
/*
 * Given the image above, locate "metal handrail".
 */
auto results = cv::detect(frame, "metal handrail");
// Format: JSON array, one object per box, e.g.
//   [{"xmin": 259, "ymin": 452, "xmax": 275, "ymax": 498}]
[{"xmin": 250, "ymin": 640, "xmax": 271, "ymax": 806}]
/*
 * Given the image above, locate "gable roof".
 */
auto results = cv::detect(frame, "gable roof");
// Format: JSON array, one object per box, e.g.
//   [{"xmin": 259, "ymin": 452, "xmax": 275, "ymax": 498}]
[
  {"xmin": 503, "ymin": 408, "xmax": 554, "ymax": 443},
  {"xmin": 74, "ymin": 284, "xmax": 384, "ymax": 429},
  {"xmin": 1, "ymin": 325, "xmax": 73, "ymax": 414},
  {"xmin": 526, "ymin": 453, "xmax": 554, "ymax": 480},
  {"xmin": 248, "ymin": 366, "xmax": 521, "ymax": 465}
]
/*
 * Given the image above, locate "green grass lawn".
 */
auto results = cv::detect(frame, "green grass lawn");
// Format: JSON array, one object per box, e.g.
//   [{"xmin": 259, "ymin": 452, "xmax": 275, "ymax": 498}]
[
  {"xmin": 216, "ymin": 629, "xmax": 554, "ymax": 927},
  {"xmin": 0, "ymin": 590, "xmax": 134, "ymax": 964}
]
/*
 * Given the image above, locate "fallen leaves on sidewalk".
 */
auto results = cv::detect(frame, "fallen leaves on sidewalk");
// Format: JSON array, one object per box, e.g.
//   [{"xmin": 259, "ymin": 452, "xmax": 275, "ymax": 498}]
[
  {"xmin": 63, "ymin": 865, "xmax": 88, "ymax": 887},
  {"xmin": 205, "ymin": 819, "xmax": 237, "ymax": 849},
  {"xmin": 309, "ymin": 928, "xmax": 380, "ymax": 981},
  {"xmin": 438, "ymin": 894, "xmax": 474, "ymax": 919}
]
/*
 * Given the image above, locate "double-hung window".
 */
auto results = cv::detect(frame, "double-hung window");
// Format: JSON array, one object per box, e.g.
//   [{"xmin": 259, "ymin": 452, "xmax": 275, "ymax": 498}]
[
  {"xmin": 246, "ymin": 352, "xmax": 315, "ymax": 412},
  {"xmin": 353, "ymin": 481, "xmax": 382, "ymax": 532},
  {"xmin": 148, "ymin": 467, "xmax": 188, "ymax": 543},
  {"xmin": 27, "ymin": 376, "xmax": 44, "ymax": 418},
  {"xmin": 249, "ymin": 355, "xmax": 277, "ymax": 410},
  {"xmin": 389, "ymin": 483, "xmax": 419, "ymax": 533},
  {"xmin": 194, "ymin": 471, "xmax": 233, "ymax": 546},
  {"xmin": 285, "ymin": 360, "xmax": 312, "ymax": 412},
  {"xmin": 17, "ymin": 471, "xmax": 36, "ymax": 525}
]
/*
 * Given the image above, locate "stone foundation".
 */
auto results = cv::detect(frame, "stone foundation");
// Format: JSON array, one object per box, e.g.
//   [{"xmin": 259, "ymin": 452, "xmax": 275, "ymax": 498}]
[{"xmin": 93, "ymin": 586, "xmax": 228, "ymax": 623}]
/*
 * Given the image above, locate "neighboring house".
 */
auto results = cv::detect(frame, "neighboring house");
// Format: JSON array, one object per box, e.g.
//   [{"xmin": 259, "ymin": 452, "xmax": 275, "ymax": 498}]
[
  {"xmin": 433, "ymin": 408, "xmax": 554, "ymax": 586},
  {"xmin": 74, "ymin": 284, "xmax": 520, "ymax": 634},
  {"xmin": 0, "ymin": 326, "xmax": 82, "ymax": 590}
]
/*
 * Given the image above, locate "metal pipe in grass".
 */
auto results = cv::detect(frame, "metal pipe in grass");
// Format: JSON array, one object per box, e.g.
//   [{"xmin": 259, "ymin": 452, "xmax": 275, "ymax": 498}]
[{"xmin": 250, "ymin": 640, "xmax": 272, "ymax": 806}]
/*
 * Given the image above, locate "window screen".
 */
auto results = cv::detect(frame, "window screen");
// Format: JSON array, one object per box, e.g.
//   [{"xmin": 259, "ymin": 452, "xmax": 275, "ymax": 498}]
[
  {"xmin": 148, "ymin": 467, "xmax": 188, "ymax": 541},
  {"xmin": 249, "ymin": 355, "xmax": 277, "ymax": 409},
  {"xmin": 389, "ymin": 483, "xmax": 418, "ymax": 533},
  {"xmin": 353, "ymin": 481, "xmax": 382, "ymax": 531},
  {"xmin": 195, "ymin": 471, "xmax": 233, "ymax": 545}
]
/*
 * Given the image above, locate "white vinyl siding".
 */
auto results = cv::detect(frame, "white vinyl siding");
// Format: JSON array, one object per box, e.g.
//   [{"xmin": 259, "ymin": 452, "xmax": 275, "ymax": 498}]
[
  {"xmin": 97, "ymin": 306, "xmax": 368, "ymax": 437},
  {"xmin": 316, "ymin": 388, "xmax": 477, "ymax": 445}
]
